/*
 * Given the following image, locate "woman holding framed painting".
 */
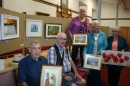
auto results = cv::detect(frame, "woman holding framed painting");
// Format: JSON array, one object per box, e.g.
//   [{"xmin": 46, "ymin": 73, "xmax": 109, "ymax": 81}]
[
  {"xmin": 83, "ymin": 20, "xmax": 108, "ymax": 86},
  {"xmin": 68, "ymin": 6, "xmax": 90, "ymax": 67},
  {"xmin": 107, "ymin": 26, "xmax": 129, "ymax": 86}
]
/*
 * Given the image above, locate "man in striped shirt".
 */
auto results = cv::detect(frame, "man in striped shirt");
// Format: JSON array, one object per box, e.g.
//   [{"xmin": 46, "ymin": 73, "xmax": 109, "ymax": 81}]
[{"xmin": 48, "ymin": 32, "xmax": 86, "ymax": 86}]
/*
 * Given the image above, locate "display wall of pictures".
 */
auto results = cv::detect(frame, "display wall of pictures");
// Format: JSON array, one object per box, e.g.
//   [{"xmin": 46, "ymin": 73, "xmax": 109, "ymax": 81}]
[
  {"xmin": 45, "ymin": 23, "xmax": 62, "ymax": 38},
  {"xmin": 40, "ymin": 65, "xmax": 62, "ymax": 86},
  {"xmin": 101, "ymin": 50, "xmax": 130, "ymax": 67},
  {"xmin": 72, "ymin": 34, "xmax": 88, "ymax": 46},
  {"xmin": 84, "ymin": 54, "xmax": 102, "ymax": 70},
  {"xmin": 26, "ymin": 19, "xmax": 43, "ymax": 37},
  {"xmin": 0, "ymin": 14, "xmax": 19, "ymax": 40}
]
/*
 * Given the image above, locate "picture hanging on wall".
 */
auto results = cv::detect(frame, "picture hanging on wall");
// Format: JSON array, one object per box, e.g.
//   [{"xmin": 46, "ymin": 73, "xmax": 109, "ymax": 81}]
[
  {"xmin": 26, "ymin": 19, "xmax": 43, "ymax": 37},
  {"xmin": 40, "ymin": 65, "xmax": 62, "ymax": 86},
  {"xmin": 0, "ymin": 14, "xmax": 19, "ymax": 40},
  {"xmin": 45, "ymin": 23, "xmax": 62, "ymax": 38}
]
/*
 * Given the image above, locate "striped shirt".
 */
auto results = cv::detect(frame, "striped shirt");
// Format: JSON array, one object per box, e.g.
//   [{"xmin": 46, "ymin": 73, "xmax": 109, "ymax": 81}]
[{"xmin": 48, "ymin": 44, "xmax": 72, "ymax": 73}]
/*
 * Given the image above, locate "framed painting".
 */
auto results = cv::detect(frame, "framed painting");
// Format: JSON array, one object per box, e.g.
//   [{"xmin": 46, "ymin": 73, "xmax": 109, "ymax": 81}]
[
  {"xmin": 101, "ymin": 50, "xmax": 130, "ymax": 67},
  {"xmin": 84, "ymin": 54, "xmax": 102, "ymax": 70},
  {"xmin": 0, "ymin": 14, "xmax": 19, "ymax": 40},
  {"xmin": 26, "ymin": 19, "xmax": 43, "ymax": 37},
  {"xmin": 72, "ymin": 34, "xmax": 88, "ymax": 46},
  {"xmin": 40, "ymin": 65, "xmax": 62, "ymax": 86},
  {"xmin": 45, "ymin": 23, "xmax": 62, "ymax": 38}
]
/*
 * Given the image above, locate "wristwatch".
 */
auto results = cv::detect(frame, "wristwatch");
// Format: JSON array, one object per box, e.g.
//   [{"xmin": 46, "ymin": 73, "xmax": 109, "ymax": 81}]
[{"xmin": 62, "ymin": 74, "xmax": 66, "ymax": 78}]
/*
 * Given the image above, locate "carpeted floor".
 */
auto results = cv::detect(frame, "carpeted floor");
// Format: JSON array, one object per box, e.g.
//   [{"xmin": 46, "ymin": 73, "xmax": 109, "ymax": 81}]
[{"xmin": 101, "ymin": 65, "xmax": 130, "ymax": 86}]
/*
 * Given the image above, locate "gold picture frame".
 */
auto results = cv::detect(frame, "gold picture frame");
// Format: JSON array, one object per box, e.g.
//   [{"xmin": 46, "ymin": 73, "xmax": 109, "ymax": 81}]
[{"xmin": 72, "ymin": 34, "xmax": 88, "ymax": 46}]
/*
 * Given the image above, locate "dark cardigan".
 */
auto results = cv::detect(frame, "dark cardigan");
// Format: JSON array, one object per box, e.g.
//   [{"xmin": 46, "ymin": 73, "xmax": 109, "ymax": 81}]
[{"xmin": 107, "ymin": 35, "xmax": 129, "ymax": 70}]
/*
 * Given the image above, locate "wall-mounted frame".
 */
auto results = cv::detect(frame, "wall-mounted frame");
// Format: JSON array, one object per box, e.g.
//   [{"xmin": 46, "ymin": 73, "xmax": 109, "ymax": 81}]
[
  {"xmin": 45, "ymin": 23, "xmax": 62, "ymax": 38},
  {"xmin": 36, "ymin": 11, "xmax": 50, "ymax": 16},
  {"xmin": 72, "ymin": 34, "xmax": 88, "ymax": 46},
  {"xmin": 61, "ymin": 0, "xmax": 68, "ymax": 8},
  {"xmin": 84, "ymin": 54, "xmax": 102, "ymax": 70},
  {"xmin": 40, "ymin": 65, "xmax": 62, "ymax": 86},
  {"xmin": 0, "ymin": 14, "xmax": 19, "ymax": 40},
  {"xmin": 26, "ymin": 19, "xmax": 43, "ymax": 37}
]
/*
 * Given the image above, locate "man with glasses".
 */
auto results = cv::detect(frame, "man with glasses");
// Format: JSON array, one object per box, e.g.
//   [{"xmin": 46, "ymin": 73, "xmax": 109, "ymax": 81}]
[{"xmin": 48, "ymin": 32, "xmax": 86, "ymax": 86}]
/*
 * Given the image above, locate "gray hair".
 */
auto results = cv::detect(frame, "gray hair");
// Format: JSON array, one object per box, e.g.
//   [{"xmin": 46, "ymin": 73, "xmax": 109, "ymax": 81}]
[
  {"xmin": 29, "ymin": 40, "xmax": 41, "ymax": 48},
  {"xmin": 57, "ymin": 32, "xmax": 66, "ymax": 38},
  {"xmin": 92, "ymin": 20, "xmax": 101, "ymax": 26},
  {"xmin": 111, "ymin": 26, "xmax": 121, "ymax": 32},
  {"xmin": 79, "ymin": 6, "xmax": 86, "ymax": 11}
]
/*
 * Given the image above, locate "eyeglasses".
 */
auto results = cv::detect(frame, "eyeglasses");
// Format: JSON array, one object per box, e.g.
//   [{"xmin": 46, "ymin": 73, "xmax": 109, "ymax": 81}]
[
  {"xmin": 112, "ymin": 31, "xmax": 119, "ymax": 32},
  {"xmin": 58, "ymin": 37, "xmax": 67, "ymax": 41}
]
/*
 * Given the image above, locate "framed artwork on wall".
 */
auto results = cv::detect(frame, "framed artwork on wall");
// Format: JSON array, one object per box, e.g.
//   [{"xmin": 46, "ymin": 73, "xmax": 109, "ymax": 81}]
[
  {"xmin": 26, "ymin": 19, "xmax": 43, "ymax": 37},
  {"xmin": 72, "ymin": 34, "xmax": 88, "ymax": 46},
  {"xmin": 40, "ymin": 65, "xmax": 62, "ymax": 86},
  {"xmin": 45, "ymin": 23, "xmax": 62, "ymax": 38},
  {"xmin": 0, "ymin": 14, "xmax": 19, "ymax": 40},
  {"xmin": 84, "ymin": 54, "xmax": 102, "ymax": 70}
]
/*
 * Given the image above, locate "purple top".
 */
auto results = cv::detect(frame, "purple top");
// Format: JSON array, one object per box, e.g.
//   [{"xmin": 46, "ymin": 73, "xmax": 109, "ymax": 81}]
[{"xmin": 68, "ymin": 16, "xmax": 90, "ymax": 36}]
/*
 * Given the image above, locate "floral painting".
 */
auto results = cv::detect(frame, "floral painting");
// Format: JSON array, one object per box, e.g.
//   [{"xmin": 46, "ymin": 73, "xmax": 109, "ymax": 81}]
[
  {"xmin": 40, "ymin": 65, "xmax": 62, "ymax": 86},
  {"xmin": 101, "ymin": 50, "xmax": 130, "ymax": 66}
]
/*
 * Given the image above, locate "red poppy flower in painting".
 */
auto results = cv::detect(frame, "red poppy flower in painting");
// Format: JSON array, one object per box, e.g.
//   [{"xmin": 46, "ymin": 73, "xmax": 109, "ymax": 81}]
[
  {"xmin": 124, "ymin": 56, "xmax": 129, "ymax": 61},
  {"xmin": 119, "ymin": 58, "xmax": 124, "ymax": 63},
  {"xmin": 117, "ymin": 53, "xmax": 122, "ymax": 58}
]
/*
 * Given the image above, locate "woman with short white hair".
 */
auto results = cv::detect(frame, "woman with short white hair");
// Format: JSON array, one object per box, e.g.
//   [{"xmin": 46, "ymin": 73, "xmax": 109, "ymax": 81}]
[
  {"xmin": 68, "ymin": 6, "xmax": 91, "ymax": 67},
  {"xmin": 83, "ymin": 20, "xmax": 108, "ymax": 86},
  {"xmin": 107, "ymin": 26, "xmax": 129, "ymax": 86}
]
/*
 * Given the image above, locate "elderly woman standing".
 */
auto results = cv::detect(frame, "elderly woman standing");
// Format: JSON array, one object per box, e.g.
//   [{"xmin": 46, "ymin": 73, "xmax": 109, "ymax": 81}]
[
  {"xmin": 107, "ymin": 26, "xmax": 129, "ymax": 86},
  {"xmin": 83, "ymin": 20, "xmax": 108, "ymax": 86},
  {"xmin": 68, "ymin": 6, "xmax": 90, "ymax": 67}
]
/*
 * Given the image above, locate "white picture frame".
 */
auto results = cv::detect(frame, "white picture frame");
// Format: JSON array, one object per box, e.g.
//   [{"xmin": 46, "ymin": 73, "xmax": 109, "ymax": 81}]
[
  {"xmin": 0, "ymin": 14, "xmax": 19, "ymax": 40},
  {"xmin": 84, "ymin": 54, "xmax": 102, "ymax": 70},
  {"xmin": 101, "ymin": 50, "xmax": 130, "ymax": 66},
  {"xmin": 40, "ymin": 65, "xmax": 62, "ymax": 86},
  {"xmin": 26, "ymin": 19, "xmax": 43, "ymax": 37}
]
